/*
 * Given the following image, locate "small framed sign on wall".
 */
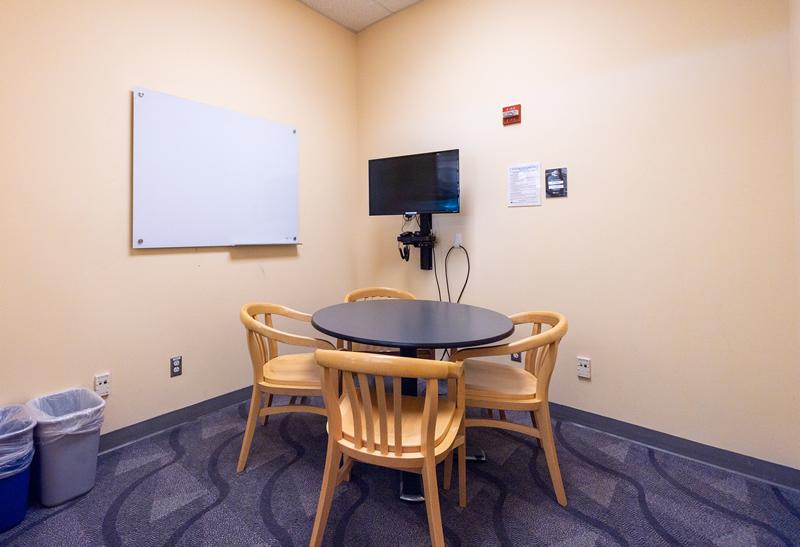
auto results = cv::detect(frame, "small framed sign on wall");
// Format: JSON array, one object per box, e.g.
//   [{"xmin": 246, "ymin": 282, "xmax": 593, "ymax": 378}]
[{"xmin": 545, "ymin": 167, "xmax": 568, "ymax": 198}]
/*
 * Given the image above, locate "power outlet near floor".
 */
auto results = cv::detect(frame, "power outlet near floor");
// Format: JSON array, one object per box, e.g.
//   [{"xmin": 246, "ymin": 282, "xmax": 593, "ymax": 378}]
[
  {"xmin": 170, "ymin": 356, "xmax": 182, "ymax": 377},
  {"xmin": 510, "ymin": 352, "xmax": 522, "ymax": 363},
  {"xmin": 94, "ymin": 373, "xmax": 111, "ymax": 397},
  {"xmin": 577, "ymin": 356, "xmax": 591, "ymax": 379}
]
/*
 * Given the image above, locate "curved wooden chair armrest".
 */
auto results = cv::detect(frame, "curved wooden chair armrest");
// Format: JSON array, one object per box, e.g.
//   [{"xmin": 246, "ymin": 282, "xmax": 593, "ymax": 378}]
[
  {"xmin": 451, "ymin": 342, "xmax": 516, "ymax": 363},
  {"xmin": 316, "ymin": 349, "xmax": 462, "ymax": 379},
  {"xmin": 240, "ymin": 304, "xmax": 334, "ymax": 350},
  {"xmin": 243, "ymin": 302, "xmax": 312, "ymax": 322},
  {"xmin": 452, "ymin": 311, "xmax": 568, "ymax": 362},
  {"xmin": 344, "ymin": 286, "xmax": 416, "ymax": 302},
  {"xmin": 509, "ymin": 311, "xmax": 566, "ymax": 327}
]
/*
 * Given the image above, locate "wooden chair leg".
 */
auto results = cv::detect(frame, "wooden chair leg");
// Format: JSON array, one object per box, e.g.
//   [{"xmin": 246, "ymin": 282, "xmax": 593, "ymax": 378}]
[
  {"xmin": 458, "ymin": 442, "xmax": 467, "ymax": 508},
  {"xmin": 237, "ymin": 386, "xmax": 261, "ymax": 473},
  {"xmin": 534, "ymin": 405, "xmax": 567, "ymax": 506},
  {"xmin": 421, "ymin": 459, "xmax": 445, "ymax": 547},
  {"xmin": 310, "ymin": 439, "xmax": 341, "ymax": 547},
  {"xmin": 261, "ymin": 394, "xmax": 273, "ymax": 426},
  {"xmin": 443, "ymin": 451, "xmax": 454, "ymax": 490},
  {"xmin": 339, "ymin": 454, "xmax": 352, "ymax": 484},
  {"xmin": 529, "ymin": 411, "xmax": 542, "ymax": 448}
]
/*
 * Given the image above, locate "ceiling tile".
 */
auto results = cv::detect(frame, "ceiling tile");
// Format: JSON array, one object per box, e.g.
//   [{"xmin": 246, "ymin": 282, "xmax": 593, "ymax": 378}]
[
  {"xmin": 299, "ymin": 0, "xmax": 422, "ymax": 32},
  {"xmin": 375, "ymin": 0, "xmax": 421, "ymax": 12}
]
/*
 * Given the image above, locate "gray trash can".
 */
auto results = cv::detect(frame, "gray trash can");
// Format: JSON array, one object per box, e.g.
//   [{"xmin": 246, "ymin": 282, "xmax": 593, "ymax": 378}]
[{"xmin": 26, "ymin": 388, "xmax": 105, "ymax": 507}]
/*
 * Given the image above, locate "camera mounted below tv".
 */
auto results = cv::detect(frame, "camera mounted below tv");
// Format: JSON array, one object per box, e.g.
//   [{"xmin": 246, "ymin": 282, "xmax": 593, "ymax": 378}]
[
  {"xmin": 396, "ymin": 213, "xmax": 436, "ymax": 268},
  {"xmin": 369, "ymin": 149, "xmax": 459, "ymax": 270}
]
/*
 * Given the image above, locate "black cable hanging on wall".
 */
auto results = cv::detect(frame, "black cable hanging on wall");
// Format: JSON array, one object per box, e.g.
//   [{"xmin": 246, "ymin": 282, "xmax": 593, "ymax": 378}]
[
  {"xmin": 444, "ymin": 245, "xmax": 470, "ymax": 304},
  {"xmin": 432, "ymin": 244, "xmax": 443, "ymax": 302},
  {"xmin": 434, "ymin": 243, "xmax": 471, "ymax": 360}
]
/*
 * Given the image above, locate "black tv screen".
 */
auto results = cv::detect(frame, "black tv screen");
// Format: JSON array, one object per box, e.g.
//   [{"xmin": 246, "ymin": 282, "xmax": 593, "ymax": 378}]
[{"xmin": 369, "ymin": 149, "xmax": 460, "ymax": 216}]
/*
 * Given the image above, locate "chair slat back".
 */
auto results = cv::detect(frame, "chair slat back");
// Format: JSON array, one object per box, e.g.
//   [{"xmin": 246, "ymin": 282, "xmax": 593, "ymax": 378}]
[
  {"xmin": 420, "ymin": 379, "xmax": 438, "ymax": 456},
  {"xmin": 357, "ymin": 373, "xmax": 376, "ymax": 451},
  {"xmin": 263, "ymin": 313, "xmax": 279, "ymax": 360},
  {"xmin": 524, "ymin": 322, "xmax": 543, "ymax": 375},
  {"xmin": 510, "ymin": 312, "xmax": 566, "ymax": 401},
  {"xmin": 341, "ymin": 372, "xmax": 363, "ymax": 448},
  {"xmin": 240, "ymin": 303, "xmax": 335, "ymax": 381},
  {"xmin": 452, "ymin": 311, "xmax": 567, "ymax": 403},
  {"xmin": 316, "ymin": 349, "xmax": 461, "ymax": 457},
  {"xmin": 375, "ymin": 378, "xmax": 389, "ymax": 454},
  {"xmin": 245, "ymin": 330, "xmax": 268, "ymax": 384},
  {"xmin": 344, "ymin": 287, "xmax": 416, "ymax": 302},
  {"xmin": 343, "ymin": 288, "xmax": 416, "ymax": 352},
  {"xmin": 392, "ymin": 377, "xmax": 402, "ymax": 456}
]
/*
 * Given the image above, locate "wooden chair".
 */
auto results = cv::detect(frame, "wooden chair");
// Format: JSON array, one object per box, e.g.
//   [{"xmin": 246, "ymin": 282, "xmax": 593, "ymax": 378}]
[
  {"xmin": 344, "ymin": 286, "xmax": 416, "ymax": 303},
  {"xmin": 343, "ymin": 287, "xmax": 434, "ymax": 359},
  {"xmin": 310, "ymin": 349, "xmax": 466, "ymax": 547},
  {"xmin": 237, "ymin": 303, "xmax": 335, "ymax": 473},
  {"xmin": 451, "ymin": 311, "xmax": 569, "ymax": 506}
]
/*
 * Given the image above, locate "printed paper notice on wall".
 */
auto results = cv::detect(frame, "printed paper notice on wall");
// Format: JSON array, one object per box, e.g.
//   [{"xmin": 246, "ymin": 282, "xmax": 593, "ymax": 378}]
[{"xmin": 507, "ymin": 162, "xmax": 541, "ymax": 207}]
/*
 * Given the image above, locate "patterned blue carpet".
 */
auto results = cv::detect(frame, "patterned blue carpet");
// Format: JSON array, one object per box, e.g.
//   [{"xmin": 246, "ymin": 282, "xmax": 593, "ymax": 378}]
[{"xmin": 1, "ymin": 397, "xmax": 798, "ymax": 546}]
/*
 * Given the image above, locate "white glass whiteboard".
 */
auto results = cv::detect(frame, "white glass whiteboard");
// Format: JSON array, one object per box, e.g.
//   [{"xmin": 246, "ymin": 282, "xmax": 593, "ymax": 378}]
[{"xmin": 132, "ymin": 88, "xmax": 298, "ymax": 249}]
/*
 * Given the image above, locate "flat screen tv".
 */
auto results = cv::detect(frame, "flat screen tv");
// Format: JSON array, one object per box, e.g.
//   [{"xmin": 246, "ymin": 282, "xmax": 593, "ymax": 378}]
[{"xmin": 369, "ymin": 149, "xmax": 460, "ymax": 216}]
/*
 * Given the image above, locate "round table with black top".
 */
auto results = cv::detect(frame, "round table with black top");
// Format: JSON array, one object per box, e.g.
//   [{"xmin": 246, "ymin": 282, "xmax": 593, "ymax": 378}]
[{"xmin": 312, "ymin": 299, "xmax": 514, "ymax": 502}]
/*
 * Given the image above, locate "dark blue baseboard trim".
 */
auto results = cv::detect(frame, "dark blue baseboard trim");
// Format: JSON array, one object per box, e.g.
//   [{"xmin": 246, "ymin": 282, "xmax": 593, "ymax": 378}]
[
  {"xmin": 99, "ymin": 387, "xmax": 799, "ymax": 490},
  {"xmin": 98, "ymin": 386, "xmax": 251, "ymax": 453},
  {"xmin": 549, "ymin": 402, "xmax": 800, "ymax": 491}
]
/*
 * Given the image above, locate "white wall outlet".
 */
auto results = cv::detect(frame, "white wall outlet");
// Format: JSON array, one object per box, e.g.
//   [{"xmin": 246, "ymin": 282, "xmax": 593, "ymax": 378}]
[
  {"xmin": 94, "ymin": 372, "xmax": 111, "ymax": 397},
  {"xmin": 453, "ymin": 232, "xmax": 463, "ymax": 247},
  {"xmin": 577, "ymin": 357, "xmax": 591, "ymax": 379}
]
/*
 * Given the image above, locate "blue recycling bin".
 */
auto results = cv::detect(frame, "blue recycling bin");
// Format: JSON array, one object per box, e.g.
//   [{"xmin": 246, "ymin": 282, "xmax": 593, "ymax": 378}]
[{"xmin": 0, "ymin": 405, "xmax": 36, "ymax": 532}]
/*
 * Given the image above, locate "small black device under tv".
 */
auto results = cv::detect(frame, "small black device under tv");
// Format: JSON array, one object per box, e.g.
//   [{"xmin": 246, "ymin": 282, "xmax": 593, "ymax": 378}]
[
  {"xmin": 369, "ymin": 149, "xmax": 459, "ymax": 271},
  {"xmin": 368, "ymin": 149, "xmax": 460, "ymax": 216}
]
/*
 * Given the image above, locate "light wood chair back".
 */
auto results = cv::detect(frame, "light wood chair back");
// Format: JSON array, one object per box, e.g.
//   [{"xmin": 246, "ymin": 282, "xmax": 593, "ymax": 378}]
[
  {"xmin": 452, "ymin": 311, "xmax": 566, "ymax": 403},
  {"xmin": 310, "ymin": 349, "xmax": 466, "ymax": 547},
  {"xmin": 240, "ymin": 303, "xmax": 334, "ymax": 383},
  {"xmin": 341, "ymin": 287, "xmax": 436, "ymax": 358},
  {"xmin": 508, "ymin": 311, "xmax": 564, "ymax": 404},
  {"xmin": 317, "ymin": 350, "xmax": 461, "ymax": 458},
  {"xmin": 451, "ymin": 311, "xmax": 569, "ymax": 506},
  {"xmin": 236, "ymin": 303, "xmax": 334, "ymax": 474},
  {"xmin": 343, "ymin": 286, "xmax": 416, "ymax": 302}
]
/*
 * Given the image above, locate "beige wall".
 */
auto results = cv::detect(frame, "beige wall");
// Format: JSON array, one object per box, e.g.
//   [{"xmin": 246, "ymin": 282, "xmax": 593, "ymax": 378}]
[
  {"xmin": 0, "ymin": 0, "xmax": 358, "ymax": 432},
  {"xmin": 1, "ymin": 0, "xmax": 798, "ymax": 469},
  {"xmin": 794, "ymin": 1, "xmax": 800, "ymax": 288},
  {"xmin": 356, "ymin": 0, "xmax": 800, "ymax": 468}
]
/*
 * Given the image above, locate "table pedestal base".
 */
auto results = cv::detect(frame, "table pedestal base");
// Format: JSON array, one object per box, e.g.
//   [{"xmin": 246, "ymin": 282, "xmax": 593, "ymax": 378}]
[
  {"xmin": 399, "ymin": 476, "xmax": 425, "ymax": 503},
  {"xmin": 398, "ymin": 347, "xmax": 424, "ymax": 502},
  {"xmin": 395, "ymin": 347, "xmax": 490, "ymax": 502}
]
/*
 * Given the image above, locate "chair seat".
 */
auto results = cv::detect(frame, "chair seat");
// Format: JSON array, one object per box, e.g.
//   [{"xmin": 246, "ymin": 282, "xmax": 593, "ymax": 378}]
[
  {"xmin": 262, "ymin": 353, "xmax": 321, "ymax": 388},
  {"xmin": 464, "ymin": 359, "xmax": 538, "ymax": 401},
  {"xmin": 340, "ymin": 392, "xmax": 457, "ymax": 451}
]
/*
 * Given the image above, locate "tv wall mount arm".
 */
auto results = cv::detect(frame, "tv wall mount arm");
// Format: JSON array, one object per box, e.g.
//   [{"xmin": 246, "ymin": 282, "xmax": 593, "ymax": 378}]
[{"xmin": 397, "ymin": 213, "xmax": 435, "ymax": 270}]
